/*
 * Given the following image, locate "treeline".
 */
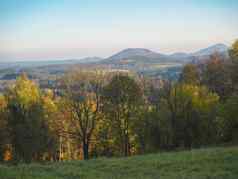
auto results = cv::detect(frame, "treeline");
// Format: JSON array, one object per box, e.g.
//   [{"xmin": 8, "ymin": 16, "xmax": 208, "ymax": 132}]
[{"xmin": 0, "ymin": 40, "xmax": 238, "ymax": 163}]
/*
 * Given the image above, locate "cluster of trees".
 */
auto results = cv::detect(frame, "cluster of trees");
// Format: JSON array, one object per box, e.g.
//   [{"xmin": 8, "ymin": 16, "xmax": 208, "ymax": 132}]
[{"xmin": 0, "ymin": 40, "xmax": 238, "ymax": 163}]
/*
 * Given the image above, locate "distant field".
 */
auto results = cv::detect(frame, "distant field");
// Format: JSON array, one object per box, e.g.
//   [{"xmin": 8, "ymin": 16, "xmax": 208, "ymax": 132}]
[
  {"xmin": 0, "ymin": 146, "xmax": 237, "ymax": 179},
  {"xmin": 151, "ymin": 63, "xmax": 183, "ymax": 69}
]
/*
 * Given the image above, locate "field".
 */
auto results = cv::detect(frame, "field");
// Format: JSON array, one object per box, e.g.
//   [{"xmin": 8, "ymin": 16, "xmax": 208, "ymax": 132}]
[{"xmin": 0, "ymin": 146, "xmax": 237, "ymax": 179}]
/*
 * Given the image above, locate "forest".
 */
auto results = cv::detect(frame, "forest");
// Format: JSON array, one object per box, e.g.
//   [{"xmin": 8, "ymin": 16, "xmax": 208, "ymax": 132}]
[{"xmin": 0, "ymin": 40, "xmax": 237, "ymax": 163}]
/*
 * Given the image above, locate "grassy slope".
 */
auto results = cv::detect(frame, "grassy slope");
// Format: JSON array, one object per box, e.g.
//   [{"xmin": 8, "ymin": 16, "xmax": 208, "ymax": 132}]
[{"xmin": 0, "ymin": 146, "xmax": 237, "ymax": 179}]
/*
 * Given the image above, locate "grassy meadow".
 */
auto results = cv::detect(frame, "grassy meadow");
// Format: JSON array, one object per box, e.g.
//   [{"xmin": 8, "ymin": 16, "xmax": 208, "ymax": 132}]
[{"xmin": 0, "ymin": 146, "xmax": 237, "ymax": 179}]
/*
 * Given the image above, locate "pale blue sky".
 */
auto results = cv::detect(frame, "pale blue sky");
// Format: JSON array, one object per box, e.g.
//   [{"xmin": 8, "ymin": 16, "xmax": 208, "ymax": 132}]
[{"xmin": 1, "ymin": 0, "xmax": 238, "ymax": 61}]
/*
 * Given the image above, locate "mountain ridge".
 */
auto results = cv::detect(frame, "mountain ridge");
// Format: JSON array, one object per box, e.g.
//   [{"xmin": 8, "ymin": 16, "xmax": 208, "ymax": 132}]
[
  {"xmin": 0, "ymin": 43, "xmax": 229, "ymax": 69},
  {"xmin": 102, "ymin": 43, "xmax": 228, "ymax": 64}
]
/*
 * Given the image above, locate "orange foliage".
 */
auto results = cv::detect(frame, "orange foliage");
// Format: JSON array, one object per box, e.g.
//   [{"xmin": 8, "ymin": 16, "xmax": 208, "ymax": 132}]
[{"xmin": 3, "ymin": 147, "xmax": 12, "ymax": 161}]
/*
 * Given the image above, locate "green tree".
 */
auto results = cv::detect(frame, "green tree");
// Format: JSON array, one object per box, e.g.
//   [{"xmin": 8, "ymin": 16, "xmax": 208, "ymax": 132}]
[
  {"xmin": 161, "ymin": 83, "xmax": 219, "ymax": 148},
  {"xmin": 229, "ymin": 40, "xmax": 238, "ymax": 91},
  {"xmin": 218, "ymin": 94, "xmax": 238, "ymax": 143},
  {"xmin": 180, "ymin": 64, "xmax": 200, "ymax": 85},
  {"xmin": 102, "ymin": 74, "xmax": 142, "ymax": 156}
]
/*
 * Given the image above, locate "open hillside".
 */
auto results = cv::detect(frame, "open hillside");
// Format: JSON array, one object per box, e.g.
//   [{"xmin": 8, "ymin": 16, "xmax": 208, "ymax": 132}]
[{"xmin": 0, "ymin": 146, "xmax": 237, "ymax": 179}]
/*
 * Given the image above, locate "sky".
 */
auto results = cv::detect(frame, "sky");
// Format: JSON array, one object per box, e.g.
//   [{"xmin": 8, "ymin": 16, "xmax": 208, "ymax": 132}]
[{"xmin": 0, "ymin": 0, "xmax": 238, "ymax": 61}]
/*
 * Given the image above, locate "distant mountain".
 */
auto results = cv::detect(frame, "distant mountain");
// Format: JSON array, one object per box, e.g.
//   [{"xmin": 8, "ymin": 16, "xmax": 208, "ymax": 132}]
[
  {"xmin": 102, "ymin": 48, "xmax": 172, "ymax": 66},
  {"xmin": 168, "ymin": 52, "xmax": 193, "ymax": 63},
  {"xmin": 102, "ymin": 43, "xmax": 228, "ymax": 65},
  {"xmin": 0, "ymin": 43, "xmax": 228, "ymax": 69},
  {"xmin": 169, "ymin": 52, "xmax": 190, "ymax": 58},
  {"xmin": 192, "ymin": 43, "xmax": 228, "ymax": 57},
  {"xmin": 107, "ymin": 48, "xmax": 166, "ymax": 61},
  {"xmin": 167, "ymin": 43, "xmax": 228, "ymax": 63},
  {"xmin": 0, "ymin": 43, "xmax": 229, "ymax": 80}
]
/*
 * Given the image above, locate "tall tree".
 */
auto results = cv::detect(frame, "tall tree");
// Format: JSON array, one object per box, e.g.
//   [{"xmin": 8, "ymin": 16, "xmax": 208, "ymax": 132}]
[
  {"xmin": 229, "ymin": 40, "xmax": 238, "ymax": 91},
  {"xmin": 102, "ymin": 74, "xmax": 142, "ymax": 156},
  {"xmin": 218, "ymin": 94, "xmax": 238, "ymax": 143},
  {"xmin": 229, "ymin": 40, "xmax": 238, "ymax": 60},
  {"xmin": 161, "ymin": 83, "xmax": 219, "ymax": 149},
  {"xmin": 201, "ymin": 53, "xmax": 232, "ymax": 100},
  {"xmin": 60, "ymin": 70, "xmax": 103, "ymax": 160},
  {"xmin": 0, "ymin": 95, "xmax": 8, "ymax": 161},
  {"xmin": 180, "ymin": 64, "xmax": 200, "ymax": 85},
  {"xmin": 5, "ymin": 74, "xmax": 53, "ymax": 162}
]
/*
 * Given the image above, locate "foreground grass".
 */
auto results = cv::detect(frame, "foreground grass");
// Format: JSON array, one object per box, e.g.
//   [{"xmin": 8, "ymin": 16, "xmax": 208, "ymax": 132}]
[{"xmin": 0, "ymin": 146, "xmax": 237, "ymax": 179}]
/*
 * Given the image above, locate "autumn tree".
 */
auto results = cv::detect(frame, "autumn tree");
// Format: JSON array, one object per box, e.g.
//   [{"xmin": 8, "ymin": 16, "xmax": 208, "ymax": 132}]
[
  {"xmin": 5, "ymin": 74, "xmax": 54, "ymax": 162},
  {"xmin": 229, "ymin": 39, "xmax": 238, "ymax": 61},
  {"xmin": 0, "ymin": 95, "xmax": 8, "ymax": 161},
  {"xmin": 60, "ymin": 70, "xmax": 103, "ymax": 160},
  {"xmin": 201, "ymin": 53, "xmax": 232, "ymax": 100},
  {"xmin": 215, "ymin": 40, "xmax": 238, "ymax": 143},
  {"xmin": 41, "ymin": 89, "xmax": 60, "ymax": 161}
]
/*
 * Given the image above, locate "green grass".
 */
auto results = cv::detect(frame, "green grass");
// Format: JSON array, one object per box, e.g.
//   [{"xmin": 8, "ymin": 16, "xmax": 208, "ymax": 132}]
[{"xmin": 0, "ymin": 146, "xmax": 238, "ymax": 179}]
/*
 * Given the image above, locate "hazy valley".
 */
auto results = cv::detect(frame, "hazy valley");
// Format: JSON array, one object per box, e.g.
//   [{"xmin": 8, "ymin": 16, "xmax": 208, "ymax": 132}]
[{"xmin": 0, "ymin": 43, "xmax": 228, "ymax": 92}]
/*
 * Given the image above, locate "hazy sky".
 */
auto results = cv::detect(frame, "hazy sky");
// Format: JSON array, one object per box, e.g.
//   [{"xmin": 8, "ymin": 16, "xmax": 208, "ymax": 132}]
[{"xmin": 1, "ymin": 0, "xmax": 238, "ymax": 61}]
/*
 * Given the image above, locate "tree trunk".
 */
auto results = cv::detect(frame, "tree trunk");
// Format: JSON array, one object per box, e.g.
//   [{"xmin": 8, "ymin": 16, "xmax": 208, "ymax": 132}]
[
  {"xmin": 124, "ymin": 133, "xmax": 130, "ymax": 157},
  {"xmin": 82, "ymin": 141, "xmax": 89, "ymax": 160}
]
